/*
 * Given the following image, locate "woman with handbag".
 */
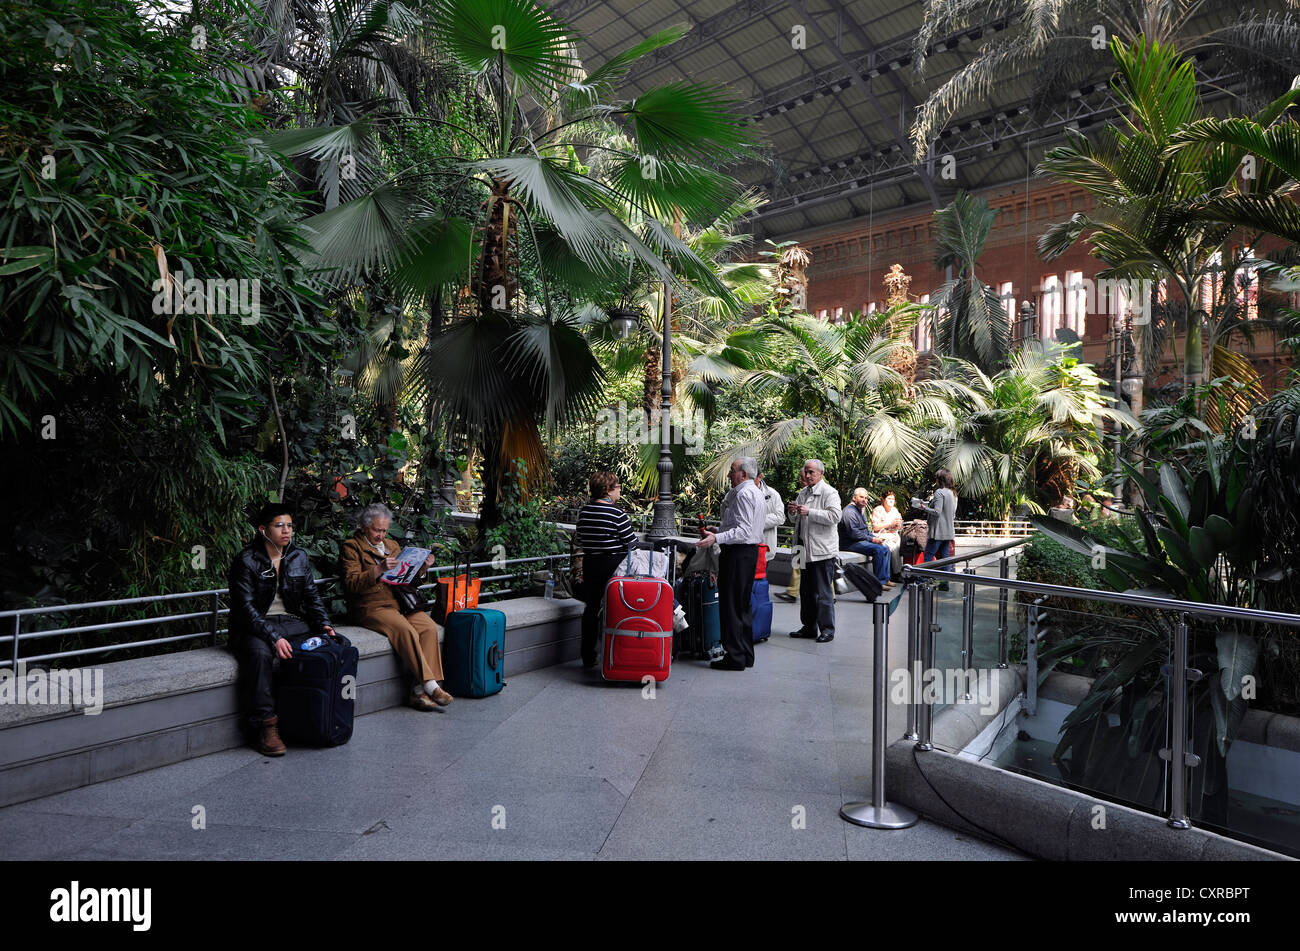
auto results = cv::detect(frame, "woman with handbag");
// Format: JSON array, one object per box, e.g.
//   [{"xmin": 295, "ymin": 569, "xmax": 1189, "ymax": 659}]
[{"xmin": 340, "ymin": 503, "xmax": 453, "ymax": 711}]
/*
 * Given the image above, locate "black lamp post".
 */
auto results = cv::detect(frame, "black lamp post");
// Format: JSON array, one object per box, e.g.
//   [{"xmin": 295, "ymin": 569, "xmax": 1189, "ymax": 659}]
[{"xmin": 647, "ymin": 282, "xmax": 677, "ymax": 540}]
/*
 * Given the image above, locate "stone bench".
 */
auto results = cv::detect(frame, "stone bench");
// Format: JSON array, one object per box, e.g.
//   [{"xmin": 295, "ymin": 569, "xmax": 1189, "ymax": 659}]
[{"xmin": 0, "ymin": 596, "xmax": 583, "ymax": 808}]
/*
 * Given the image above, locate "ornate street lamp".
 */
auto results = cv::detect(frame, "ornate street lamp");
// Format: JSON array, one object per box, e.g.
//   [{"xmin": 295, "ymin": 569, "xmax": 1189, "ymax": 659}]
[
  {"xmin": 647, "ymin": 282, "xmax": 677, "ymax": 540},
  {"xmin": 607, "ymin": 306, "xmax": 642, "ymax": 338}
]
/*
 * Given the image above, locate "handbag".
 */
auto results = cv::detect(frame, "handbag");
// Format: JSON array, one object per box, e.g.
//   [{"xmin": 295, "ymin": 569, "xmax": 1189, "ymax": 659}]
[{"xmin": 391, "ymin": 583, "xmax": 430, "ymax": 616}]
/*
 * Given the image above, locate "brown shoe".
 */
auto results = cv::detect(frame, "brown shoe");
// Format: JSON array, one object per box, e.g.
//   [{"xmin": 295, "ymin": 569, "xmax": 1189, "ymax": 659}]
[
  {"xmin": 430, "ymin": 687, "xmax": 453, "ymax": 707},
  {"xmin": 257, "ymin": 716, "xmax": 286, "ymax": 756},
  {"xmin": 410, "ymin": 692, "xmax": 439, "ymax": 712}
]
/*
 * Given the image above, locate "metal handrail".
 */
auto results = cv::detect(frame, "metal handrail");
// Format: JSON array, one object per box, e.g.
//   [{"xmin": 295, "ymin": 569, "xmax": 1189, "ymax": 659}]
[
  {"xmin": 902, "ymin": 565, "xmax": 1300, "ymax": 627},
  {"xmin": 902, "ymin": 559, "xmax": 1300, "ymax": 837},
  {"xmin": 0, "ymin": 551, "xmax": 575, "ymax": 668}
]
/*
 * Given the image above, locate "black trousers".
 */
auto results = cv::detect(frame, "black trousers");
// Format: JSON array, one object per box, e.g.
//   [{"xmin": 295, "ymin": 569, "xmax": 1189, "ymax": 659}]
[
  {"xmin": 719, "ymin": 544, "xmax": 759, "ymax": 667},
  {"xmin": 798, "ymin": 558, "xmax": 837, "ymax": 637},
  {"xmin": 234, "ymin": 616, "xmax": 309, "ymax": 730},
  {"xmin": 581, "ymin": 552, "xmax": 627, "ymax": 665}
]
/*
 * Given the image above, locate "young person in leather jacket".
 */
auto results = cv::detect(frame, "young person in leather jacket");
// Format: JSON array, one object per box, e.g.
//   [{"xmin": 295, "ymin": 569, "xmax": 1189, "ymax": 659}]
[{"xmin": 227, "ymin": 502, "xmax": 335, "ymax": 756}]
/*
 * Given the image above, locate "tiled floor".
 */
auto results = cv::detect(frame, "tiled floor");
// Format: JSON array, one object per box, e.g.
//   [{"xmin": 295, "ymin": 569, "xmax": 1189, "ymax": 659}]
[{"xmin": 0, "ymin": 589, "xmax": 1026, "ymax": 861}]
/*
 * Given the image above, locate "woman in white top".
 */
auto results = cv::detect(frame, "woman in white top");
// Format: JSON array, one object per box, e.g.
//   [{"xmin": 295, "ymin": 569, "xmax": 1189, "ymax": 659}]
[{"xmin": 870, "ymin": 490, "xmax": 904, "ymax": 575}]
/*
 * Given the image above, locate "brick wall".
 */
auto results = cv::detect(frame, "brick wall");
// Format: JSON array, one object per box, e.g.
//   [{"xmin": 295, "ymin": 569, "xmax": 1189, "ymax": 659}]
[{"xmin": 793, "ymin": 179, "xmax": 1294, "ymax": 388}]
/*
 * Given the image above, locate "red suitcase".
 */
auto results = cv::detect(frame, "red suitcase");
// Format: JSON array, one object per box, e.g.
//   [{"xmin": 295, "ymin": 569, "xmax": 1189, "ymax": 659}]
[
  {"xmin": 602, "ymin": 575, "xmax": 673, "ymax": 683},
  {"xmin": 755, "ymin": 544, "xmax": 767, "ymax": 580}
]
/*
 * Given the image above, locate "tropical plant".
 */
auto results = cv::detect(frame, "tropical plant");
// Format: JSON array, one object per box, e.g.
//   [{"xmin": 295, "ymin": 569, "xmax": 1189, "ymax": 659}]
[
  {"xmin": 280, "ymin": 1, "xmax": 758, "ymax": 530},
  {"xmin": 1028, "ymin": 425, "xmax": 1300, "ymax": 819},
  {"xmin": 0, "ymin": 0, "xmax": 331, "ymax": 441},
  {"xmin": 717, "ymin": 305, "xmax": 970, "ymax": 493},
  {"xmin": 929, "ymin": 343, "xmax": 1135, "ymax": 516},
  {"xmin": 910, "ymin": 0, "xmax": 1300, "ymax": 160},
  {"xmin": 929, "ymin": 190, "xmax": 1012, "ymax": 373},
  {"xmin": 1037, "ymin": 37, "xmax": 1299, "ymax": 396}
]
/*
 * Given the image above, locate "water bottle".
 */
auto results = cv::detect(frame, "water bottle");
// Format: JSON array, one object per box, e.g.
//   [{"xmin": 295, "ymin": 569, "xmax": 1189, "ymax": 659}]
[
  {"xmin": 544, "ymin": 571, "xmax": 555, "ymax": 600},
  {"xmin": 300, "ymin": 636, "xmax": 323, "ymax": 651}
]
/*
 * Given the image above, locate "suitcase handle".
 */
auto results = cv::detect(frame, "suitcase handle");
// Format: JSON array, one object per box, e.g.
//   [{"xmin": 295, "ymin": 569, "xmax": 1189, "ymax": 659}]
[
  {"xmin": 487, "ymin": 642, "xmax": 500, "ymax": 671},
  {"xmin": 616, "ymin": 580, "xmax": 664, "ymax": 613}
]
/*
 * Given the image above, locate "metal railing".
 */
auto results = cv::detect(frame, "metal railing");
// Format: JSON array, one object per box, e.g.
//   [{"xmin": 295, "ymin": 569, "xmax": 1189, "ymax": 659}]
[
  {"xmin": 900, "ymin": 560, "xmax": 1300, "ymax": 835},
  {"xmin": 904, "ymin": 537, "xmax": 1029, "ymax": 744},
  {"xmin": 953, "ymin": 518, "xmax": 1034, "ymax": 537},
  {"xmin": 0, "ymin": 552, "xmax": 574, "ymax": 669}
]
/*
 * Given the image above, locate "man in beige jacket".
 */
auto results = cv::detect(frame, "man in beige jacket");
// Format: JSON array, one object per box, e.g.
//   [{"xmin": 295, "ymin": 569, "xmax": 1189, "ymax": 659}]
[{"xmin": 787, "ymin": 459, "xmax": 842, "ymax": 643}]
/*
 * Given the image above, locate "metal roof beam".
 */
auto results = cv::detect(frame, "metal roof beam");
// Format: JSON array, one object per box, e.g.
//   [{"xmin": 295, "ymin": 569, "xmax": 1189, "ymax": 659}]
[
  {"xmin": 747, "ymin": 14, "xmax": 1015, "ymax": 120},
  {"xmin": 787, "ymin": 0, "xmax": 941, "ymax": 208},
  {"xmin": 751, "ymin": 61, "xmax": 1242, "ymax": 223}
]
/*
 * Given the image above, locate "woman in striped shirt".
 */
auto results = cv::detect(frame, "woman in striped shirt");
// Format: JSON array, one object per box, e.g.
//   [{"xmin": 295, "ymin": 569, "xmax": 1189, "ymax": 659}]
[{"xmin": 575, "ymin": 471, "xmax": 637, "ymax": 668}]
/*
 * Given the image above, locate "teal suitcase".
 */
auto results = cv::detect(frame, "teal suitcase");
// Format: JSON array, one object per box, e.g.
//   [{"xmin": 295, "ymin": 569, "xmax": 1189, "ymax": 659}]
[{"xmin": 442, "ymin": 608, "xmax": 506, "ymax": 697}]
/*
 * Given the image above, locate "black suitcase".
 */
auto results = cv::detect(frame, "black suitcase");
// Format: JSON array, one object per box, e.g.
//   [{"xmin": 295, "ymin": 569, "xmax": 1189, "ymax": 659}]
[
  {"xmin": 673, "ymin": 575, "xmax": 723, "ymax": 660},
  {"xmin": 276, "ymin": 631, "xmax": 358, "ymax": 746},
  {"xmin": 843, "ymin": 562, "xmax": 883, "ymax": 601}
]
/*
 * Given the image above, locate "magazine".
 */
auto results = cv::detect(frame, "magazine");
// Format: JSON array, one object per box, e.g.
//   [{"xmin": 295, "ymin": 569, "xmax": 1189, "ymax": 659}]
[{"xmin": 380, "ymin": 547, "xmax": 431, "ymax": 585}]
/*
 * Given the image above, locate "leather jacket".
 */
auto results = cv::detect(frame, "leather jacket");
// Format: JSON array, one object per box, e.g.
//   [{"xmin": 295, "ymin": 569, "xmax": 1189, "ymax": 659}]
[{"xmin": 227, "ymin": 539, "xmax": 331, "ymax": 648}]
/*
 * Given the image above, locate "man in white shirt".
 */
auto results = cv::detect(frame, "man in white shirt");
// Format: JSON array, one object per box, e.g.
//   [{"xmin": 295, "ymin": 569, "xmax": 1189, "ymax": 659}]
[{"xmin": 697, "ymin": 457, "xmax": 766, "ymax": 670}]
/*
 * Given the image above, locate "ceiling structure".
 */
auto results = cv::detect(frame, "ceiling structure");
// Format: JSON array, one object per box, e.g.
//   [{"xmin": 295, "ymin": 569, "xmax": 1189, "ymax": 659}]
[{"xmin": 543, "ymin": 0, "xmax": 1273, "ymax": 243}]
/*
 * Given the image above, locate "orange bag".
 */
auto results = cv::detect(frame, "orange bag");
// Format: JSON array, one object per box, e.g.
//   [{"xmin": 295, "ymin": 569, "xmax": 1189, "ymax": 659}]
[{"xmin": 435, "ymin": 573, "xmax": 480, "ymax": 622}]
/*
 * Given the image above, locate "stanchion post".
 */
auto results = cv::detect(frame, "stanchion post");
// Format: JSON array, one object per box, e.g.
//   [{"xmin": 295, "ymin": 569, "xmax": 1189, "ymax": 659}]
[
  {"xmin": 841, "ymin": 597, "xmax": 918, "ymax": 830},
  {"xmin": 997, "ymin": 554, "xmax": 1009, "ymax": 669},
  {"xmin": 904, "ymin": 582, "xmax": 919, "ymax": 741},
  {"xmin": 1163, "ymin": 614, "xmax": 1199, "ymax": 830},
  {"xmin": 961, "ymin": 567, "xmax": 975, "ymax": 700},
  {"xmin": 916, "ymin": 582, "xmax": 935, "ymax": 752}
]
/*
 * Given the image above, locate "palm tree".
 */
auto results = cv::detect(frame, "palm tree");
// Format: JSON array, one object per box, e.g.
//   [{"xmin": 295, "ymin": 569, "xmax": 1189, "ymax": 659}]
[
  {"xmin": 279, "ymin": 1, "xmax": 758, "ymax": 527},
  {"xmin": 212, "ymin": 0, "xmax": 455, "ymax": 210},
  {"xmin": 910, "ymin": 0, "xmax": 1300, "ymax": 161},
  {"xmin": 1037, "ymin": 37, "xmax": 1294, "ymax": 396},
  {"xmin": 929, "ymin": 343, "xmax": 1137, "ymax": 516},
  {"xmin": 720, "ymin": 305, "xmax": 974, "ymax": 492},
  {"xmin": 929, "ymin": 190, "xmax": 1013, "ymax": 373}
]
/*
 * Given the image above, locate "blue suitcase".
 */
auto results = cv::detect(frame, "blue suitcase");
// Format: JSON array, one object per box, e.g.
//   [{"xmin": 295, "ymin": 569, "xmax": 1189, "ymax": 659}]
[
  {"xmin": 675, "ymin": 575, "xmax": 722, "ymax": 660},
  {"xmin": 442, "ymin": 608, "xmax": 506, "ymax": 698},
  {"xmin": 750, "ymin": 578, "xmax": 773, "ymax": 643},
  {"xmin": 277, "ymin": 631, "xmax": 358, "ymax": 746}
]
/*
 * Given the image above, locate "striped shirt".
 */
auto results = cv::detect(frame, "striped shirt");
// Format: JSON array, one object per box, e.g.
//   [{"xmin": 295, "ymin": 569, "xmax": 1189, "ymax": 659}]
[{"xmin": 576, "ymin": 501, "xmax": 637, "ymax": 555}]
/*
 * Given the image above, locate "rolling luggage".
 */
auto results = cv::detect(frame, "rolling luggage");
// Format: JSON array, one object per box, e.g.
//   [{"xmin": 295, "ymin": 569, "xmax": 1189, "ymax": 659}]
[
  {"xmin": 443, "ymin": 608, "xmax": 507, "ymax": 697},
  {"xmin": 750, "ymin": 578, "xmax": 773, "ymax": 643},
  {"xmin": 674, "ymin": 574, "xmax": 723, "ymax": 661},
  {"xmin": 901, "ymin": 519, "xmax": 928, "ymax": 565},
  {"xmin": 844, "ymin": 562, "xmax": 883, "ymax": 601},
  {"xmin": 276, "ymin": 630, "xmax": 358, "ymax": 746},
  {"xmin": 603, "ymin": 571, "xmax": 673, "ymax": 683}
]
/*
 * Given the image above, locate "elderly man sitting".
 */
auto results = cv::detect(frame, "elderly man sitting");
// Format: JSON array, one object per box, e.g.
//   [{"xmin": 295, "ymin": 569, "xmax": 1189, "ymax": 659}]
[{"xmin": 839, "ymin": 487, "xmax": 895, "ymax": 590}]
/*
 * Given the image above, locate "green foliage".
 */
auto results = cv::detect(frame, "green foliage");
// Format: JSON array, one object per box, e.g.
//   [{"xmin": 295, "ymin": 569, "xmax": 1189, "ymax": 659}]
[
  {"xmin": 0, "ymin": 0, "xmax": 330, "ymax": 440},
  {"xmin": 726, "ymin": 304, "xmax": 965, "ymax": 494},
  {"xmin": 1026, "ymin": 417, "xmax": 1300, "ymax": 818},
  {"xmin": 485, "ymin": 461, "xmax": 569, "ymax": 562},
  {"xmin": 931, "ymin": 343, "xmax": 1134, "ymax": 517}
]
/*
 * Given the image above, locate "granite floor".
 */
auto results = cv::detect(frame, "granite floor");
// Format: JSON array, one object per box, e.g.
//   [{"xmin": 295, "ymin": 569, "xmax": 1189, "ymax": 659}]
[{"xmin": 0, "ymin": 585, "xmax": 1027, "ymax": 861}]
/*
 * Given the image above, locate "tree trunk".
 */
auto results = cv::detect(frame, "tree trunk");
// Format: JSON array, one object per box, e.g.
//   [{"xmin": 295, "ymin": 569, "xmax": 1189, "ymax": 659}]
[{"xmin": 1185, "ymin": 312, "xmax": 1204, "ymax": 394}]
